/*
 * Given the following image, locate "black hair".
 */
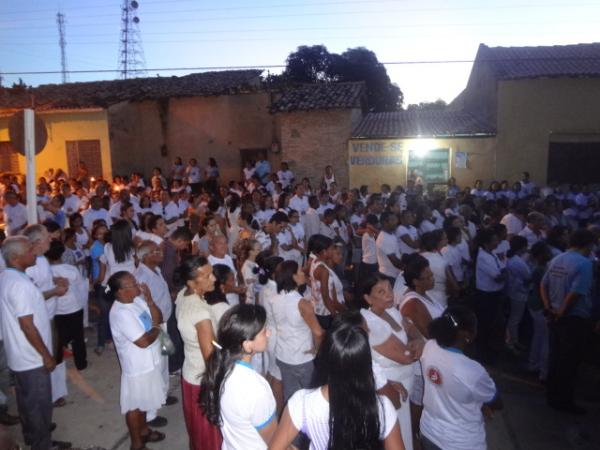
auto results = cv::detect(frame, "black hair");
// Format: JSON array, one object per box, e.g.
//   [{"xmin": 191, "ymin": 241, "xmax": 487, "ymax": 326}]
[
  {"xmin": 43, "ymin": 219, "xmax": 61, "ymax": 234},
  {"xmin": 173, "ymin": 255, "xmax": 209, "ymax": 287},
  {"xmin": 69, "ymin": 212, "xmax": 83, "ymax": 227},
  {"xmin": 63, "ymin": 227, "xmax": 77, "ymax": 242},
  {"xmin": 308, "ymin": 195, "xmax": 319, "ymax": 209},
  {"xmin": 45, "ymin": 239, "xmax": 65, "ymax": 262},
  {"xmin": 147, "ymin": 214, "xmax": 164, "ymax": 233},
  {"xmin": 380, "ymin": 210, "xmax": 396, "ymax": 226},
  {"xmin": 360, "ymin": 272, "xmax": 391, "ymax": 307},
  {"xmin": 171, "ymin": 226, "xmax": 193, "ymax": 242},
  {"xmin": 445, "ymin": 226, "xmax": 461, "ymax": 244},
  {"xmin": 270, "ymin": 211, "xmax": 289, "ymax": 224},
  {"xmin": 275, "ymin": 260, "xmax": 300, "ymax": 293},
  {"xmin": 507, "ymin": 235, "xmax": 528, "ymax": 258},
  {"xmin": 110, "ymin": 219, "xmax": 134, "ymax": 263},
  {"xmin": 323, "ymin": 208, "xmax": 335, "ymax": 220},
  {"xmin": 428, "ymin": 306, "xmax": 477, "ymax": 348},
  {"xmin": 546, "ymin": 225, "xmax": 569, "ymax": 251},
  {"xmin": 308, "ymin": 234, "xmax": 334, "ymax": 256},
  {"xmin": 204, "ymin": 264, "xmax": 231, "ymax": 305},
  {"xmin": 403, "ymin": 253, "xmax": 430, "ymax": 289},
  {"xmin": 257, "ymin": 255, "xmax": 283, "ymax": 285},
  {"xmin": 569, "ymin": 229, "xmax": 596, "ymax": 249},
  {"xmin": 106, "ymin": 270, "xmax": 133, "ymax": 302},
  {"xmin": 531, "ymin": 241, "xmax": 553, "ymax": 264},
  {"xmin": 421, "ymin": 229, "xmax": 445, "ymax": 252},
  {"xmin": 475, "ymin": 228, "xmax": 497, "ymax": 249},
  {"xmin": 200, "ymin": 304, "xmax": 267, "ymax": 426},
  {"xmin": 316, "ymin": 311, "xmax": 383, "ymax": 450},
  {"xmin": 365, "ymin": 214, "xmax": 379, "ymax": 226},
  {"xmin": 227, "ymin": 193, "xmax": 241, "ymax": 213}
]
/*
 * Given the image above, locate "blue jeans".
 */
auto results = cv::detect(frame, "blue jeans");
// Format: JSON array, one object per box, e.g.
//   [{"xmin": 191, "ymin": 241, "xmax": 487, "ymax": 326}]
[
  {"xmin": 14, "ymin": 366, "xmax": 52, "ymax": 450},
  {"xmin": 95, "ymin": 285, "xmax": 112, "ymax": 348}
]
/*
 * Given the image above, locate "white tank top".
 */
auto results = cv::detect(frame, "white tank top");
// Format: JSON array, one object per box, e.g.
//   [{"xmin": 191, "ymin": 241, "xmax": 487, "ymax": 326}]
[
  {"xmin": 399, "ymin": 290, "xmax": 445, "ymax": 321},
  {"xmin": 309, "ymin": 260, "xmax": 334, "ymax": 316}
]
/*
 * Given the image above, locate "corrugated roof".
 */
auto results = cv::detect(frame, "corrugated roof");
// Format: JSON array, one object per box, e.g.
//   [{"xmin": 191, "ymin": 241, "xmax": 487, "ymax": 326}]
[
  {"xmin": 0, "ymin": 70, "xmax": 263, "ymax": 111},
  {"xmin": 270, "ymin": 81, "xmax": 365, "ymax": 112},
  {"xmin": 476, "ymin": 42, "xmax": 600, "ymax": 80},
  {"xmin": 351, "ymin": 109, "xmax": 495, "ymax": 139}
]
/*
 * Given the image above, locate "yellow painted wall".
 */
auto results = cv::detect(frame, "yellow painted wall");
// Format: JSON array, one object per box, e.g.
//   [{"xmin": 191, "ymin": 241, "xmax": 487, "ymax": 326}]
[
  {"xmin": 348, "ymin": 136, "xmax": 496, "ymax": 190},
  {"xmin": 496, "ymin": 77, "xmax": 600, "ymax": 185},
  {"xmin": 0, "ymin": 109, "xmax": 112, "ymax": 179}
]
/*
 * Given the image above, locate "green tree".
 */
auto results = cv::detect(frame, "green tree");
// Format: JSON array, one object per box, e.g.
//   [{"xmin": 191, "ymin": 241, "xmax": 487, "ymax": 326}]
[
  {"xmin": 406, "ymin": 99, "xmax": 447, "ymax": 111},
  {"xmin": 280, "ymin": 45, "xmax": 402, "ymax": 112}
]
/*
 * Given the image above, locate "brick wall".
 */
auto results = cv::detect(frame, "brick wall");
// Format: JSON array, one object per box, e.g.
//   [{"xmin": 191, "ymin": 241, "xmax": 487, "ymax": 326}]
[{"xmin": 277, "ymin": 108, "xmax": 361, "ymax": 189}]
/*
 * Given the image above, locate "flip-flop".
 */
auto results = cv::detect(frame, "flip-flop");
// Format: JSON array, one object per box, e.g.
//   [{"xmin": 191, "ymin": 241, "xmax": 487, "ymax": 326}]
[{"xmin": 142, "ymin": 429, "xmax": 165, "ymax": 443}]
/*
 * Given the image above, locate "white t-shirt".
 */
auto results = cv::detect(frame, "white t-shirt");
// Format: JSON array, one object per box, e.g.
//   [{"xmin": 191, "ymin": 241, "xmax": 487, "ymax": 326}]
[
  {"xmin": 220, "ymin": 361, "xmax": 276, "ymax": 450},
  {"xmin": 26, "ymin": 256, "xmax": 57, "ymax": 319},
  {"xmin": 441, "ymin": 244, "xmax": 464, "ymax": 283},
  {"xmin": 362, "ymin": 232, "xmax": 377, "ymax": 264},
  {"xmin": 421, "ymin": 251, "xmax": 449, "ymax": 309},
  {"xmin": 82, "ymin": 208, "xmax": 112, "ymax": 231},
  {"xmin": 50, "ymin": 264, "xmax": 86, "ymax": 315},
  {"xmin": 100, "ymin": 243, "xmax": 136, "ymax": 285},
  {"xmin": 396, "ymin": 224, "xmax": 419, "ymax": 255},
  {"xmin": 420, "ymin": 340, "xmax": 496, "ymax": 450},
  {"xmin": 135, "ymin": 230, "xmax": 163, "ymax": 246},
  {"xmin": 135, "ymin": 264, "xmax": 172, "ymax": 322},
  {"xmin": 500, "ymin": 213, "xmax": 524, "ymax": 236},
  {"xmin": 288, "ymin": 388, "xmax": 398, "ymax": 450},
  {"xmin": 63, "ymin": 195, "xmax": 81, "ymax": 216},
  {"xmin": 3, "ymin": 202, "xmax": 27, "ymax": 236},
  {"xmin": 289, "ymin": 195, "xmax": 309, "ymax": 215},
  {"xmin": 271, "ymin": 290, "xmax": 314, "ymax": 365},
  {"xmin": 0, "ymin": 269, "xmax": 52, "ymax": 371},
  {"xmin": 376, "ymin": 231, "xmax": 400, "ymax": 278},
  {"xmin": 475, "ymin": 249, "xmax": 504, "ymax": 292},
  {"xmin": 186, "ymin": 165, "xmax": 202, "ymax": 184},
  {"xmin": 277, "ymin": 169, "xmax": 294, "ymax": 189},
  {"xmin": 109, "ymin": 297, "xmax": 161, "ymax": 376}
]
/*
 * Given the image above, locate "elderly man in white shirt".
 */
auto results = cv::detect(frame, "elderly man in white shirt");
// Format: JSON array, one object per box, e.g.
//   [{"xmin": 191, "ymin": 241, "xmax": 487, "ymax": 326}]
[
  {"xmin": 23, "ymin": 225, "xmax": 70, "ymax": 408},
  {"xmin": 0, "ymin": 236, "xmax": 69, "ymax": 449},
  {"xmin": 82, "ymin": 195, "xmax": 113, "ymax": 231}
]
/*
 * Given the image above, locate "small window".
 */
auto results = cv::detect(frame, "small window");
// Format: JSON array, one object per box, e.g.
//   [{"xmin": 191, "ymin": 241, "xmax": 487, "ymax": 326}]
[{"xmin": 0, "ymin": 141, "xmax": 20, "ymax": 173}]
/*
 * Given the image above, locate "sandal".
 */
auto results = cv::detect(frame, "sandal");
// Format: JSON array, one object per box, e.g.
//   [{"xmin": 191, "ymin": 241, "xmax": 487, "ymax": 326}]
[
  {"xmin": 142, "ymin": 429, "xmax": 165, "ymax": 443},
  {"xmin": 53, "ymin": 397, "xmax": 66, "ymax": 407}
]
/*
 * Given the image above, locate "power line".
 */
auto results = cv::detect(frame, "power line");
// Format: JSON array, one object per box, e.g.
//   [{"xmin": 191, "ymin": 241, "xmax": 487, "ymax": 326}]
[
  {"xmin": 3, "ymin": 56, "xmax": 600, "ymax": 76},
  {"xmin": 1, "ymin": 2, "xmax": 596, "ymax": 29}
]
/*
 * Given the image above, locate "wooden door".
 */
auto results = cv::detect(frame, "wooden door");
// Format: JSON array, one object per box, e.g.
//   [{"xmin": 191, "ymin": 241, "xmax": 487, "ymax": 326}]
[{"xmin": 0, "ymin": 141, "xmax": 20, "ymax": 173}]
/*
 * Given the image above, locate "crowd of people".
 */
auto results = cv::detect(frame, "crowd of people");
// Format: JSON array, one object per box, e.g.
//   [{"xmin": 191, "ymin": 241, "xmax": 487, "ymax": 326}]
[{"xmin": 0, "ymin": 158, "xmax": 599, "ymax": 450}]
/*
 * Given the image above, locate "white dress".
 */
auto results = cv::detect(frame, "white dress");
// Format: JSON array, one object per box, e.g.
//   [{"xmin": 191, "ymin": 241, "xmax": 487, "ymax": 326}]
[
  {"xmin": 110, "ymin": 297, "xmax": 165, "ymax": 414},
  {"xmin": 259, "ymin": 280, "xmax": 281, "ymax": 380}
]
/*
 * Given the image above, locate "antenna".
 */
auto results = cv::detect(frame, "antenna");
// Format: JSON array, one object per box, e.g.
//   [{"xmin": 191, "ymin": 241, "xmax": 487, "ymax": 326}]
[
  {"xmin": 56, "ymin": 12, "xmax": 68, "ymax": 83},
  {"xmin": 118, "ymin": 0, "xmax": 146, "ymax": 79}
]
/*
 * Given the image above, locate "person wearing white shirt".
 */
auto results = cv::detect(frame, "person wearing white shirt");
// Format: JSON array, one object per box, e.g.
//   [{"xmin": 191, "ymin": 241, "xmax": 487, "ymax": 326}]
[
  {"xmin": 0, "ymin": 237, "xmax": 56, "ymax": 449},
  {"xmin": 500, "ymin": 208, "xmax": 526, "ymax": 238},
  {"xmin": 520, "ymin": 171, "xmax": 535, "ymax": 196},
  {"xmin": 23, "ymin": 225, "xmax": 70, "ymax": 405},
  {"xmin": 359, "ymin": 215, "xmax": 380, "ymax": 281},
  {"xmin": 474, "ymin": 229, "xmax": 506, "ymax": 364},
  {"xmin": 2, "ymin": 191, "xmax": 27, "ymax": 236},
  {"xmin": 505, "ymin": 236, "xmax": 532, "ymax": 352},
  {"xmin": 270, "ymin": 311, "xmax": 403, "ymax": 450},
  {"xmin": 289, "ymin": 185, "xmax": 309, "ymax": 216},
  {"xmin": 420, "ymin": 230, "xmax": 458, "ymax": 310},
  {"xmin": 134, "ymin": 241, "xmax": 178, "ymax": 408},
  {"xmin": 441, "ymin": 226, "xmax": 466, "ymax": 285},
  {"xmin": 318, "ymin": 210, "xmax": 338, "ymax": 240},
  {"xmin": 396, "ymin": 210, "xmax": 420, "ymax": 256},
  {"xmin": 47, "ymin": 241, "xmax": 88, "ymax": 371},
  {"xmin": 276, "ymin": 162, "xmax": 294, "ymax": 190},
  {"xmin": 98, "ymin": 220, "xmax": 137, "ymax": 287},
  {"xmin": 208, "ymin": 235, "xmax": 244, "ymax": 306},
  {"xmin": 303, "ymin": 196, "xmax": 321, "ymax": 242},
  {"xmin": 157, "ymin": 191, "xmax": 181, "ymax": 235},
  {"xmin": 199, "ymin": 304, "xmax": 277, "ymax": 450},
  {"xmin": 518, "ymin": 212, "xmax": 546, "ymax": 248},
  {"xmin": 420, "ymin": 307, "xmax": 502, "ymax": 450},
  {"xmin": 186, "ymin": 158, "xmax": 203, "ymax": 194},
  {"xmin": 376, "ymin": 212, "xmax": 403, "ymax": 279},
  {"xmin": 470, "ymin": 180, "xmax": 485, "ymax": 198},
  {"xmin": 108, "ymin": 272, "xmax": 166, "ymax": 450},
  {"xmin": 82, "ymin": 196, "xmax": 113, "ymax": 231},
  {"xmin": 61, "ymin": 185, "xmax": 81, "ymax": 216}
]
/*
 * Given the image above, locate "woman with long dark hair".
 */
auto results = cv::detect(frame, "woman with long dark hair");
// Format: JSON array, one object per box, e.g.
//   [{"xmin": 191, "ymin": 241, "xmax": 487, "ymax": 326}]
[
  {"xmin": 98, "ymin": 219, "xmax": 136, "ymax": 292},
  {"xmin": 200, "ymin": 304, "xmax": 276, "ymax": 449},
  {"xmin": 174, "ymin": 256, "xmax": 221, "ymax": 450},
  {"xmin": 269, "ymin": 311, "xmax": 405, "ymax": 450},
  {"xmin": 420, "ymin": 306, "xmax": 502, "ymax": 450}
]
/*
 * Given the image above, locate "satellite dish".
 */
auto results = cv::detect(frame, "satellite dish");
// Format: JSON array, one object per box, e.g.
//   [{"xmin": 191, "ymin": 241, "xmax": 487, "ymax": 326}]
[
  {"xmin": 131, "ymin": 1, "xmax": 139, "ymax": 9},
  {"xmin": 133, "ymin": 16, "xmax": 140, "ymax": 23}
]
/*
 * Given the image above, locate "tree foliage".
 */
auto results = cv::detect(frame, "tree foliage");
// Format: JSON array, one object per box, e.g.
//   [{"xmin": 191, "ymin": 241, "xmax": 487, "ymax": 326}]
[
  {"xmin": 279, "ymin": 45, "xmax": 403, "ymax": 112},
  {"xmin": 406, "ymin": 99, "xmax": 447, "ymax": 111}
]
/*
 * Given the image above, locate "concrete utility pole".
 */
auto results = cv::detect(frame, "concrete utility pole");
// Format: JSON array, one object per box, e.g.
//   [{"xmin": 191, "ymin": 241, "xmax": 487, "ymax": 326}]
[
  {"xmin": 24, "ymin": 109, "xmax": 37, "ymax": 225},
  {"xmin": 56, "ymin": 12, "xmax": 69, "ymax": 83}
]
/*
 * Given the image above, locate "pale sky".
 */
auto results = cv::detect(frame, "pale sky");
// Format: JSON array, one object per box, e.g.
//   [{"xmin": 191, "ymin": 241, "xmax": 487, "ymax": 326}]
[{"xmin": 1, "ymin": 0, "xmax": 600, "ymax": 105}]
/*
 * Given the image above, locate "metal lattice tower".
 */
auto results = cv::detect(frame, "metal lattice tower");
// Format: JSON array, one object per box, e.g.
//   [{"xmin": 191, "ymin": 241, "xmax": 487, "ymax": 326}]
[
  {"xmin": 56, "ymin": 12, "xmax": 69, "ymax": 83},
  {"xmin": 118, "ymin": 0, "xmax": 146, "ymax": 79}
]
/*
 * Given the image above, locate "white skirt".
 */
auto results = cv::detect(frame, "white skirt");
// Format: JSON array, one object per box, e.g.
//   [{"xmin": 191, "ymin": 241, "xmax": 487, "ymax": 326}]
[{"xmin": 120, "ymin": 368, "xmax": 166, "ymax": 414}]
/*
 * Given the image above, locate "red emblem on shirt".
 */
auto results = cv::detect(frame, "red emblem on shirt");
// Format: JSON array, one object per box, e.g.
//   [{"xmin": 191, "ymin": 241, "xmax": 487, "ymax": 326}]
[{"xmin": 427, "ymin": 366, "xmax": 442, "ymax": 385}]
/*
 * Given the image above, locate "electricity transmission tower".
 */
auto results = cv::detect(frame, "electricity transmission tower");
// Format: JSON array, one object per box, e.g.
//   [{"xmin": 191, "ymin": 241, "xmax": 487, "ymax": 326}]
[
  {"xmin": 56, "ymin": 12, "xmax": 68, "ymax": 83},
  {"xmin": 118, "ymin": 0, "xmax": 146, "ymax": 79}
]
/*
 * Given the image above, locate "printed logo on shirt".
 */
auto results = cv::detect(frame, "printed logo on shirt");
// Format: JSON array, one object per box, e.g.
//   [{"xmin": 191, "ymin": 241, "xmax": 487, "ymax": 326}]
[
  {"xmin": 427, "ymin": 366, "xmax": 443, "ymax": 385},
  {"xmin": 138, "ymin": 310, "xmax": 152, "ymax": 332}
]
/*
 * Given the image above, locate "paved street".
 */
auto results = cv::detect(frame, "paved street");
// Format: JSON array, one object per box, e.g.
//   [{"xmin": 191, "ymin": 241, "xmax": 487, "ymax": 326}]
[{"xmin": 4, "ymin": 328, "xmax": 600, "ymax": 450}]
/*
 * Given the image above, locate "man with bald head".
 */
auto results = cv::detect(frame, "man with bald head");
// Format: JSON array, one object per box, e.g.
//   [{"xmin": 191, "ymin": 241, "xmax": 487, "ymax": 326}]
[{"xmin": 0, "ymin": 236, "xmax": 54, "ymax": 449}]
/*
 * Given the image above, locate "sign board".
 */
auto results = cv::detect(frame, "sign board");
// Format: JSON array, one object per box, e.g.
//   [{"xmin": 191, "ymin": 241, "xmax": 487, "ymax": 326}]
[
  {"xmin": 8, "ymin": 110, "xmax": 48, "ymax": 156},
  {"xmin": 407, "ymin": 148, "xmax": 449, "ymax": 185}
]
